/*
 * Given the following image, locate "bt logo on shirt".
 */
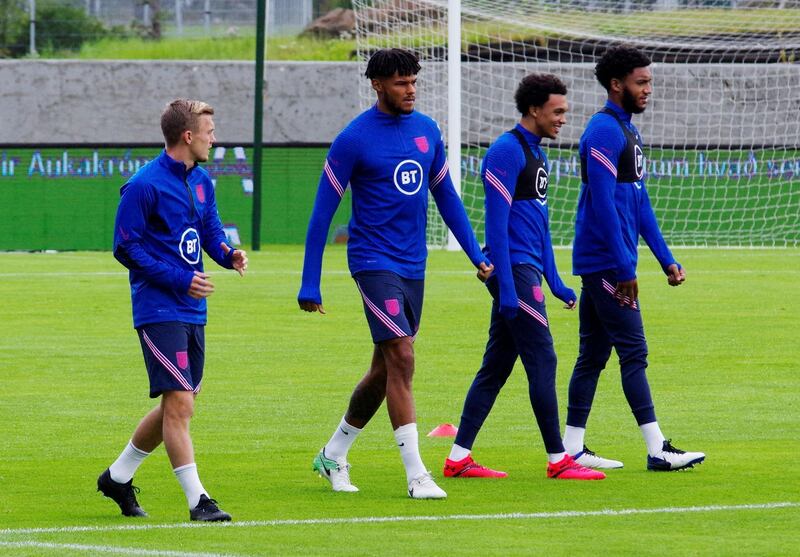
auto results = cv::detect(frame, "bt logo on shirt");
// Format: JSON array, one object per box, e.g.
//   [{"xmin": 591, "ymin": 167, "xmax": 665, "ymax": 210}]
[
  {"xmin": 393, "ymin": 159, "xmax": 424, "ymax": 196},
  {"xmin": 535, "ymin": 167, "xmax": 548, "ymax": 200},
  {"xmin": 634, "ymin": 144, "xmax": 645, "ymax": 180},
  {"xmin": 179, "ymin": 228, "xmax": 201, "ymax": 265}
]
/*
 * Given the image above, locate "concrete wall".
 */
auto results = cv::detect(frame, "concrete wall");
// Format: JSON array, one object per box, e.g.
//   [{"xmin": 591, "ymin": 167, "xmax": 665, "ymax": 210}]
[
  {"xmin": 2, "ymin": 60, "xmax": 798, "ymax": 146},
  {"xmin": 0, "ymin": 60, "xmax": 360, "ymax": 144}
]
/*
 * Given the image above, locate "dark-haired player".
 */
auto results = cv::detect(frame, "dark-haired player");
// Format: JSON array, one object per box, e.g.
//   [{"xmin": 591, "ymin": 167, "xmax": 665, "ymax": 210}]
[
  {"xmin": 299, "ymin": 48, "xmax": 493, "ymax": 498},
  {"xmin": 443, "ymin": 74, "xmax": 604, "ymax": 481},
  {"xmin": 564, "ymin": 45, "xmax": 705, "ymax": 471}
]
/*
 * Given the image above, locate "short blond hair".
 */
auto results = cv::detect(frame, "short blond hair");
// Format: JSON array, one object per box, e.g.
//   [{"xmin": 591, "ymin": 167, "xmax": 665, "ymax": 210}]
[{"xmin": 160, "ymin": 99, "xmax": 214, "ymax": 147}]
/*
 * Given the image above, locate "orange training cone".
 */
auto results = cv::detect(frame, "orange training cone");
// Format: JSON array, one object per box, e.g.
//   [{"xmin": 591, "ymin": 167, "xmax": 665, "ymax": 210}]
[{"xmin": 427, "ymin": 423, "xmax": 458, "ymax": 437}]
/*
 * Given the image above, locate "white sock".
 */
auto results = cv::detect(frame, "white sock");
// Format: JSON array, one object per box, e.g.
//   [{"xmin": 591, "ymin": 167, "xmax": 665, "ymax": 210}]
[
  {"xmin": 448, "ymin": 444, "xmax": 470, "ymax": 462},
  {"xmin": 173, "ymin": 463, "xmax": 207, "ymax": 509},
  {"xmin": 394, "ymin": 423, "xmax": 427, "ymax": 482},
  {"xmin": 640, "ymin": 422, "xmax": 666, "ymax": 456},
  {"xmin": 548, "ymin": 452, "xmax": 567, "ymax": 464},
  {"xmin": 109, "ymin": 441, "xmax": 150, "ymax": 484},
  {"xmin": 323, "ymin": 416, "xmax": 362, "ymax": 461},
  {"xmin": 562, "ymin": 425, "xmax": 586, "ymax": 456}
]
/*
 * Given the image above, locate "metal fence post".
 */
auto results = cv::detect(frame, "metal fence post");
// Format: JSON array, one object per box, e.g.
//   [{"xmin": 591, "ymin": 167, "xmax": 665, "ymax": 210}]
[
  {"xmin": 252, "ymin": 0, "xmax": 268, "ymax": 250},
  {"xmin": 28, "ymin": 0, "xmax": 37, "ymax": 56},
  {"xmin": 204, "ymin": 0, "xmax": 211, "ymax": 32},
  {"xmin": 175, "ymin": 0, "xmax": 183, "ymax": 35}
]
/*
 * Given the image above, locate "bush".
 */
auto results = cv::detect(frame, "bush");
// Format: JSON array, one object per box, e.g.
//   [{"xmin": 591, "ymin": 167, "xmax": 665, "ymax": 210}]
[
  {"xmin": 1, "ymin": 0, "xmax": 113, "ymax": 57},
  {"xmin": 0, "ymin": 0, "xmax": 27, "ymax": 57},
  {"xmin": 30, "ymin": 1, "xmax": 111, "ymax": 54}
]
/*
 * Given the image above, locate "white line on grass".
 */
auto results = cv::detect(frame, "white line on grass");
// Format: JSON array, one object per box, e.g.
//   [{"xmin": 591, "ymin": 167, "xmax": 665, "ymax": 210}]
[
  {"xmin": 1, "ymin": 502, "xmax": 796, "ymax": 537},
  {"xmin": 0, "ymin": 540, "xmax": 242, "ymax": 557}
]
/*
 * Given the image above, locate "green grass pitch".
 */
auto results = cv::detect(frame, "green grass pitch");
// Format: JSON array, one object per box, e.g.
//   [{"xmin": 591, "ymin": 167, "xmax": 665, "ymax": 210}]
[{"xmin": 0, "ymin": 246, "xmax": 798, "ymax": 556}]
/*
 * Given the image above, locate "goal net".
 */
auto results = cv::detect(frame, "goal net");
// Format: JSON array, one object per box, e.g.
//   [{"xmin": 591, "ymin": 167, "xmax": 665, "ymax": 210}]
[{"xmin": 352, "ymin": 0, "xmax": 800, "ymax": 248}]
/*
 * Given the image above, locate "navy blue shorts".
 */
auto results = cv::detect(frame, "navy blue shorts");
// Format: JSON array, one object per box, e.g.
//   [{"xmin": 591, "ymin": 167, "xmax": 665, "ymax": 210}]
[
  {"xmin": 353, "ymin": 271, "xmax": 424, "ymax": 343},
  {"xmin": 136, "ymin": 321, "xmax": 204, "ymax": 398}
]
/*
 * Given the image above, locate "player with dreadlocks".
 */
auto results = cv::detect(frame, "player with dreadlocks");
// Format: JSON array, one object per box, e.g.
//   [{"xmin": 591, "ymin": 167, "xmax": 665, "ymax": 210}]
[{"xmin": 299, "ymin": 48, "xmax": 493, "ymax": 498}]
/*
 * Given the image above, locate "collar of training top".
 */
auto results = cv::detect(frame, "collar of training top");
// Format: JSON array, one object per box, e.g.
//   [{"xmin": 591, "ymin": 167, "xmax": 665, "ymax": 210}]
[{"xmin": 159, "ymin": 149, "xmax": 199, "ymax": 178}]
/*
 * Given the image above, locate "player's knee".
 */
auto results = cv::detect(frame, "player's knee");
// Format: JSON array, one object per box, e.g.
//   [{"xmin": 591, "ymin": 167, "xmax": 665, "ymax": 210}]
[
  {"xmin": 620, "ymin": 358, "xmax": 649, "ymax": 381},
  {"xmin": 520, "ymin": 350, "xmax": 556, "ymax": 380},
  {"xmin": 395, "ymin": 346, "xmax": 415, "ymax": 374},
  {"xmin": 363, "ymin": 360, "xmax": 388, "ymax": 383},
  {"xmin": 540, "ymin": 348, "xmax": 557, "ymax": 372},
  {"xmin": 162, "ymin": 391, "xmax": 195, "ymax": 422},
  {"xmin": 576, "ymin": 349, "xmax": 611, "ymax": 372},
  {"xmin": 618, "ymin": 342, "xmax": 648, "ymax": 369},
  {"xmin": 382, "ymin": 338, "xmax": 415, "ymax": 378}
]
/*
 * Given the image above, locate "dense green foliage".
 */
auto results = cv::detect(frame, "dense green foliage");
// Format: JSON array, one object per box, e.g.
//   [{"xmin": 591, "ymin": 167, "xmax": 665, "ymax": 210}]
[
  {"xmin": 0, "ymin": 0, "xmax": 26, "ymax": 57},
  {"xmin": 0, "ymin": 0, "xmax": 114, "ymax": 57}
]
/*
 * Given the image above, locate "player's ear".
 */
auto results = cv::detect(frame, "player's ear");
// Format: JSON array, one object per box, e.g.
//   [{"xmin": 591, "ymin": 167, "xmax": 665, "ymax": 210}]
[
  {"xmin": 183, "ymin": 129, "xmax": 192, "ymax": 145},
  {"xmin": 371, "ymin": 78, "xmax": 383, "ymax": 94},
  {"xmin": 610, "ymin": 77, "xmax": 622, "ymax": 93}
]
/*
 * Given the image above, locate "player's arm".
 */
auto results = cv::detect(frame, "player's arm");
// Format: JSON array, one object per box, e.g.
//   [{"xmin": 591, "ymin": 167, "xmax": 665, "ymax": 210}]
[
  {"xmin": 541, "ymin": 222, "xmax": 576, "ymax": 309},
  {"xmin": 113, "ymin": 181, "xmax": 194, "ymax": 294},
  {"xmin": 584, "ymin": 123, "xmax": 635, "ymax": 281},
  {"xmin": 639, "ymin": 184, "xmax": 684, "ymax": 286},
  {"xmin": 584, "ymin": 122, "xmax": 637, "ymax": 304},
  {"xmin": 298, "ymin": 131, "xmax": 356, "ymax": 312},
  {"xmin": 537, "ymin": 149, "xmax": 575, "ymax": 308},
  {"xmin": 482, "ymin": 143, "xmax": 519, "ymax": 319},
  {"xmin": 429, "ymin": 136, "xmax": 492, "ymax": 279},
  {"xmin": 199, "ymin": 176, "xmax": 248, "ymax": 276}
]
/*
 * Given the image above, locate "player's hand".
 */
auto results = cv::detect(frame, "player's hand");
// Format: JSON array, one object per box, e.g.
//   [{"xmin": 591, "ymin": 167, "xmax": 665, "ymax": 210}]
[
  {"xmin": 559, "ymin": 287, "xmax": 577, "ymax": 310},
  {"xmin": 188, "ymin": 271, "xmax": 215, "ymax": 299},
  {"xmin": 221, "ymin": 242, "xmax": 248, "ymax": 277},
  {"xmin": 666, "ymin": 263, "xmax": 685, "ymax": 286},
  {"xmin": 614, "ymin": 278, "xmax": 638, "ymax": 307},
  {"xmin": 299, "ymin": 300, "xmax": 326, "ymax": 314},
  {"xmin": 476, "ymin": 261, "xmax": 494, "ymax": 283}
]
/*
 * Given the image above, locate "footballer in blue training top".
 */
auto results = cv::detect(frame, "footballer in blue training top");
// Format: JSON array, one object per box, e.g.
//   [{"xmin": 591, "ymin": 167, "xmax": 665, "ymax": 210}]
[
  {"xmin": 443, "ymin": 73, "xmax": 605, "ymax": 481},
  {"xmin": 114, "ymin": 145, "xmax": 233, "ymax": 328},
  {"xmin": 563, "ymin": 45, "xmax": 705, "ymax": 472},
  {"xmin": 299, "ymin": 49, "xmax": 492, "ymax": 499},
  {"xmin": 98, "ymin": 99, "xmax": 247, "ymax": 522}
]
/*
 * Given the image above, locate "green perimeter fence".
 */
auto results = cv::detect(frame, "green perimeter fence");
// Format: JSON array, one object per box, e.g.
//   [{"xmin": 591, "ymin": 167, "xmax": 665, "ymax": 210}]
[{"xmin": 0, "ymin": 144, "xmax": 798, "ymax": 251}]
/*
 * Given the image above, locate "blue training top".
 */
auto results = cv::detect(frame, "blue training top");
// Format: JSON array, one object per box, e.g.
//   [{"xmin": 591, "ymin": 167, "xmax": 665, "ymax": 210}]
[
  {"xmin": 298, "ymin": 104, "xmax": 488, "ymax": 305},
  {"xmin": 482, "ymin": 124, "xmax": 575, "ymax": 317},
  {"xmin": 113, "ymin": 150, "xmax": 234, "ymax": 328},
  {"xmin": 573, "ymin": 100, "xmax": 677, "ymax": 281}
]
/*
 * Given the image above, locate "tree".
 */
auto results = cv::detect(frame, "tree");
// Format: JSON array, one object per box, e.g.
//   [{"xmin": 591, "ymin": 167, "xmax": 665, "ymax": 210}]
[
  {"xmin": 18, "ymin": 1, "xmax": 108, "ymax": 54},
  {"xmin": 0, "ymin": 0, "xmax": 27, "ymax": 57}
]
